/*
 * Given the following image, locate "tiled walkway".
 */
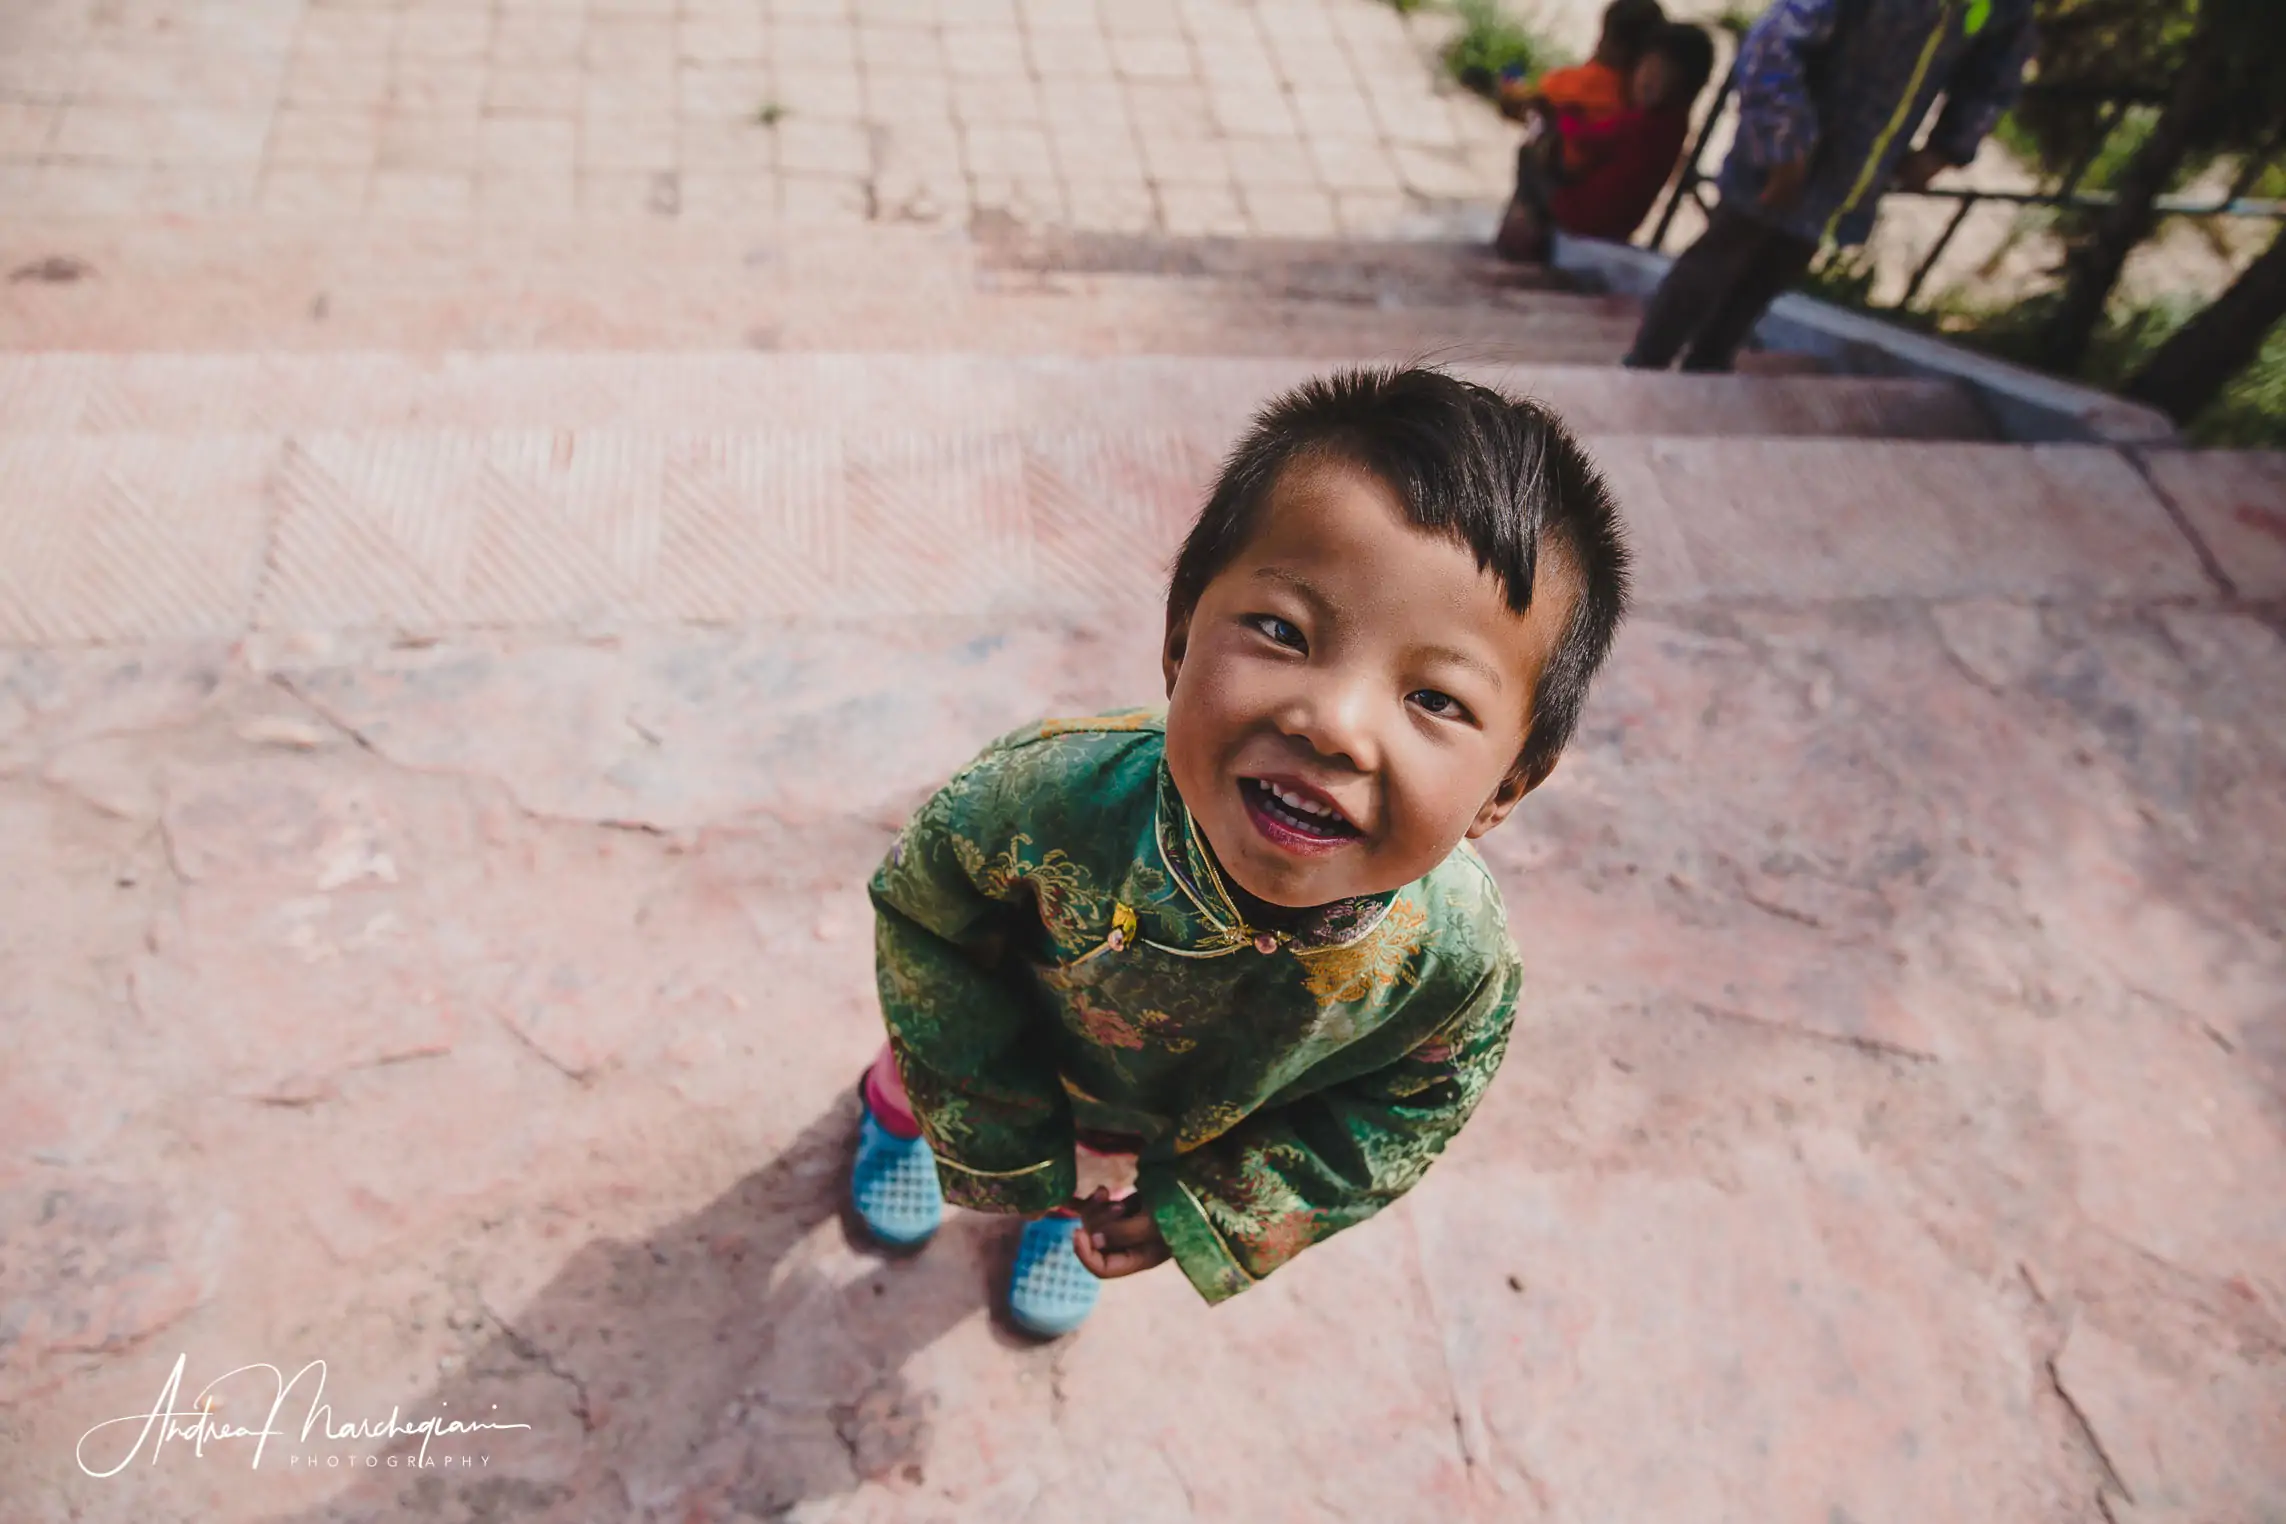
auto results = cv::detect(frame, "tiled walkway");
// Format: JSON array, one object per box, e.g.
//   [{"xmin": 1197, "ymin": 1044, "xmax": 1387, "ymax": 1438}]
[{"xmin": 0, "ymin": 0, "xmax": 1516, "ymax": 235}]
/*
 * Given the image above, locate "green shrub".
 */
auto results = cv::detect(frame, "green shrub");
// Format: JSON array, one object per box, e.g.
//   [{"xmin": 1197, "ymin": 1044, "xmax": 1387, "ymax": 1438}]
[{"xmin": 1444, "ymin": 0, "xmax": 1562, "ymax": 98}]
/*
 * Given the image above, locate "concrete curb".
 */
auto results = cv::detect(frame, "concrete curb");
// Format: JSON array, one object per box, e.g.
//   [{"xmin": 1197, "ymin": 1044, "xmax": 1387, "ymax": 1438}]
[{"xmin": 1551, "ymin": 235, "xmax": 2181, "ymax": 448}]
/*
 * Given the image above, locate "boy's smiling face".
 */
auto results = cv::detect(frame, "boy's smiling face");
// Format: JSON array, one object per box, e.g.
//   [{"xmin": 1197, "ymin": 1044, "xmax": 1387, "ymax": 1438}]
[{"xmin": 1162, "ymin": 457, "xmax": 1577, "ymax": 909}]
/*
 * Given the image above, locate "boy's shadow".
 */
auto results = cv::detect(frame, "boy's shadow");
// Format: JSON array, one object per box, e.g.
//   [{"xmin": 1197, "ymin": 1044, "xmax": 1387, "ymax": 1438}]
[{"xmin": 281, "ymin": 1093, "xmax": 1034, "ymax": 1523}]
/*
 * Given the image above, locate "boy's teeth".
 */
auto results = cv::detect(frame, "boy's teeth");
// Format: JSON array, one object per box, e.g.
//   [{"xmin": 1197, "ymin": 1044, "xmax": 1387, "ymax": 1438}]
[{"xmin": 1268, "ymin": 783, "xmax": 1330, "ymax": 818}]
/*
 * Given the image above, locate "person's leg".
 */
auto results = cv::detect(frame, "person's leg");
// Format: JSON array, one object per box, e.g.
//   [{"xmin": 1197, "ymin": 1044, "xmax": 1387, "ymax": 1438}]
[
  {"xmin": 863, "ymin": 1042, "xmax": 921, "ymax": 1138},
  {"xmin": 1678, "ymin": 226, "xmax": 1820, "ymax": 373},
  {"xmin": 1622, "ymin": 206, "xmax": 1773, "ymax": 370},
  {"xmin": 852, "ymin": 1042, "xmax": 941, "ymax": 1247},
  {"xmin": 1495, "ymin": 134, "xmax": 1560, "ymax": 263}
]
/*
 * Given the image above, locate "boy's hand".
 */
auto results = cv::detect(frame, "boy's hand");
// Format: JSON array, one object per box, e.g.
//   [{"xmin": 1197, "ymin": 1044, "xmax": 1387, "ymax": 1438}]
[
  {"xmin": 1895, "ymin": 147, "xmax": 1949, "ymax": 193},
  {"xmin": 1759, "ymin": 156, "xmax": 1810, "ymax": 213},
  {"xmin": 1070, "ymin": 1187, "xmax": 1170, "ymax": 1279}
]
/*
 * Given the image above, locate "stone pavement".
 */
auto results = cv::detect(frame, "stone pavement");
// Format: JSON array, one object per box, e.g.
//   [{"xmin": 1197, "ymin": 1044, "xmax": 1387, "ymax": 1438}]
[
  {"xmin": 2, "ymin": 350, "xmax": 2283, "ymax": 1522},
  {"xmin": 5, "ymin": 2, "xmax": 2286, "ymax": 1522},
  {"xmin": 0, "ymin": 0, "xmax": 1515, "ymax": 237}
]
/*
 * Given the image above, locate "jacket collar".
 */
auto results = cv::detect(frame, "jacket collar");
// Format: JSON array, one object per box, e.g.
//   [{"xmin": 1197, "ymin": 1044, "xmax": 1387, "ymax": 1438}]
[{"xmin": 1150, "ymin": 759, "xmax": 1396, "ymax": 955}]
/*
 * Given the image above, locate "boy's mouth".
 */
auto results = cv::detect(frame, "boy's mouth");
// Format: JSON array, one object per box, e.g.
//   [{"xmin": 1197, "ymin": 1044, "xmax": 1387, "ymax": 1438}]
[{"xmin": 1238, "ymin": 776, "xmax": 1361, "ymax": 855}]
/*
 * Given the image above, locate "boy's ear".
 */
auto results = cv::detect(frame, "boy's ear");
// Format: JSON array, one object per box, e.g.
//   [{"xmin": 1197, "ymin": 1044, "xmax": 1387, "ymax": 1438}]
[
  {"xmin": 1162, "ymin": 609, "xmax": 1191, "ymax": 698},
  {"xmin": 1465, "ymin": 756, "xmax": 1552, "ymax": 839}
]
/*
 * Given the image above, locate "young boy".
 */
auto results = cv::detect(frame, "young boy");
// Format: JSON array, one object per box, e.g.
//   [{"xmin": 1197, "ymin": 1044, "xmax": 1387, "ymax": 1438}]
[
  {"xmin": 849, "ymin": 368, "xmax": 1631, "ymax": 1336},
  {"xmin": 1497, "ymin": 21, "xmax": 1718, "ymax": 261},
  {"xmin": 1624, "ymin": 0, "xmax": 2035, "ymax": 372},
  {"xmin": 1497, "ymin": 0, "xmax": 1667, "ymax": 131}
]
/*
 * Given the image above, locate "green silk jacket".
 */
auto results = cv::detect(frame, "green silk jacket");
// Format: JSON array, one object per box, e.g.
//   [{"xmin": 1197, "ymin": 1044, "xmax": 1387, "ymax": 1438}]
[{"xmin": 869, "ymin": 710, "xmax": 1523, "ymax": 1304}]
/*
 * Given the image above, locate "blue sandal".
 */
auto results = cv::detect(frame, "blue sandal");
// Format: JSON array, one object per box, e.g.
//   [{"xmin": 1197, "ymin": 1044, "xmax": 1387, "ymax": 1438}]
[
  {"xmin": 1007, "ymin": 1215, "xmax": 1101, "ymax": 1337},
  {"xmin": 850, "ymin": 1101, "xmax": 943, "ymax": 1249}
]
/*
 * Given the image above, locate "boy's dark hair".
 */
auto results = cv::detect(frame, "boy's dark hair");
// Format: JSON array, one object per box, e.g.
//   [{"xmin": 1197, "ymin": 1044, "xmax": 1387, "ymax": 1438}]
[
  {"xmin": 1648, "ymin": 21, "xmax": 1716, "ymax": 100},
  {"xmin": 1600, "ymin": 0, "xmax": 1668, "ymax": 60},
  {"xmin": 1167, "ymin": 366, "xmax": 1631, "ymax": 792}
]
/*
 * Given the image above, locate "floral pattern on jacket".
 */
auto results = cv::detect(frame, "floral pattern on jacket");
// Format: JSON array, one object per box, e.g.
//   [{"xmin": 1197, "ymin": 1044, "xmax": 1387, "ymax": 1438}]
[{"xmin": 870, "ymin": 711, "xmax": 1523, "ymax": 1303}]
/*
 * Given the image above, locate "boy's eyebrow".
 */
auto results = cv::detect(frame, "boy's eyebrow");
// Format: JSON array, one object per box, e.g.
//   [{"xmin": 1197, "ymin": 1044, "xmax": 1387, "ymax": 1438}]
[
  {"xmin": 1250, "ymin": 565, "xmax": 1330, "ymax": 608},
  {"xmin": 1415, "ymin": 643, "xmax": 1505, "ymax": 692}
]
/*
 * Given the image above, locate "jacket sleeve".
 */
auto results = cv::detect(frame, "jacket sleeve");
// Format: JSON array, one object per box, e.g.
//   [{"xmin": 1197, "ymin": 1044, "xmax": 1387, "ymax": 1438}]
[
  {"xmin": 870, "ymin": 771, "xmax": 1077, "ymax": 1215},
  {"xmin": 1733, "ymin": 0, "xmax": 1844, "ymax": 170},
  {"xmin": 1925, "ymin": 9, "xmax": 2034, "ymax": 166},
  {"xmin": 1137, "ymin": 955, "xmax": 1522, "ymax": 1303}
]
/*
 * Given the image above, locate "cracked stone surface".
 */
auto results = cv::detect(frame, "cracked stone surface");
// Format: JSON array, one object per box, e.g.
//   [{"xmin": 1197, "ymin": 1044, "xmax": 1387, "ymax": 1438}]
[{"xmin": 1, "ymin": 590, "xmax": 2281, "ymax": 1522}]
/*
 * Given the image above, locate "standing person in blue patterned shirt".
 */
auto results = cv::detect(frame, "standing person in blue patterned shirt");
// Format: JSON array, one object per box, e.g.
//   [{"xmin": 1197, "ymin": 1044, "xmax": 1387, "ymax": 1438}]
[{"xmin": 1625, "ymin": 0, "xmax": 2035, "ymax": 373}]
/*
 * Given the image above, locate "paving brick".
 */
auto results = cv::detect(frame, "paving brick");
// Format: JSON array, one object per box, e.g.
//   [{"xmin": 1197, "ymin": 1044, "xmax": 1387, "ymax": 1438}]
[
  {"xmin": 769, "ymin": 67, "xmax": 865, "ymax": 121},
  {"xmin": 771, "ymin": 19, "xmax": 861, "ymax": 66},
  {"xmin": 2139, "ymin": 448, "xmax": 2286, "ymax": 599},
  {"xmin": 484, "ymin": 62, "xmax": 584, "ymax": 114},
  {"xmin": 30, "ymin": 159, "xmax": 149, "ymax": 215},
  {"xmin": 1019, "ymin": 0, "xmax": 1099, "ymax": 26},
  {"xmin": 1307, "ymin": 132, "xmax": 1400, "ymax": 192},
  {"xmin": 1208, "ymin": 88, "xmax": 1298, "ymax": 138},
  {"xmin": 779, "ymin": 169, "xmax": 871, "ymax": 224},
  {"xmin": 140, "ymin": 160, "xmax": 261, "ymax": 215},
  {"xmin": 863, "ymin": 67, "xmax": 955, "ymax": 121},
  {"xmin": 680, "ymin": 60, "xmax": 772, "ymax": 118},
  {"xmin": 943, "ymin": 27, "xmax": 1029, "ymax": 77},
  {"xmin": 1389, "ymin": 142, "xmax": 1479, "ymax": 200},
  {"xmin": 953, "ymin": 72, "xmax": 1043, "ymax": 126},
  {"xmin": 1287, "ymin": 86, "xmax": 1376, "ymax": 138},
  {"xmin": 491, "ymin": 9, "xmax": 586, "ymax": 67},
  {"xmin": 1101, "ymin": 0, "xmax": 1186, "ymax": 35},
  {"xmin": 680, "ymin": 115, "xmax": 775, "ymax": 168},
  {"xmin": 51, "ymin": 102, "xmax": 164, "ymax": 162},
  {"xmin": 969, "ymin": 171, "xmax": 1067, "ymax": 225},
  {"xmin": 477, "ymin": 167, "xmax": 580, "ymax": 218},
  {"xmin": 772, "ymin": 116, "xmax": 870, "ymax": 175},
  {"xmin": 377, "ymin": 109, "xmax": 481, "ymax": 172},
  {"xmin": 398, "ymin": 5, "xmax": 495, "ymax": 60},
  {"xmin": 1157, "ymin": 179, "xmax": 1248, "ymax": 236},
  {"xmin": 961, "ymin": 121, "xmax": 1054, "ymax": 178},
  {"xmin": 1138, "ymin": 131, "xmax": 1231, "ymax": 188},
  {"xmin": 384, "ymin": 61, "xmax": 487, "ymax": 115},
  {"xmin": 369, "ymin": 167, "xmax": 476, "ymax": 217},
  {"xmin": 0, "ymin": 49, "xmax": 79, "ymax": 105},
  {"xmin": 1064, "ymin": 176, "xmax": 1157, "ymax": 232},
  {"xmin": 257, "ymin": 163, "xmax": 373, "ymax": 215},
  {"xmin": 1025, "ymin": 25, "xmax": 1115, "ymax": 75},
  {"xmin": 480, "ymin": 114, "xmax": 576, "ymax": 175},
  {"xmin": 677, "ymin": 11, "xmax": 768, "ymax": 61},
  {"xmin": 1108, "ymin": 29, "xmax": 1195, "ymax": 81},
  {"xmin": 856, "ymin": 24, "xmax": 941, "ymax": 71},
  {"xmin": 1238, "ymin": 183, "xmax": 1337, "ymax": 236},
  {"xmin": 578, "ymin": 112, "xmax": 676, "ymax": 172},
  {"xmin": 1225, "ymin": 133, "xmax": 1322, "ymax": 188}
]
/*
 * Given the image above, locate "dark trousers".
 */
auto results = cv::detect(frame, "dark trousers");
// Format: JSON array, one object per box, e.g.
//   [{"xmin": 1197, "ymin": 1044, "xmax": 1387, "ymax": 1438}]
[{"xmin": 1624, "ymin": 206, "xmax": 1819, "ymax": 372}]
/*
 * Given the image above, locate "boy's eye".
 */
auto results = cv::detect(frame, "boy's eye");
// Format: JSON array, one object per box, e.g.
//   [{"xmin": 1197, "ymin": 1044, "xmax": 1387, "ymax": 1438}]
[
  {"xmin": 1247, "ymin": 615, "xmax": 1307, "ymax": 651},
  {"xmin": 1408, "ymin": 689, "xmax": 1473, "ymax": 722}
]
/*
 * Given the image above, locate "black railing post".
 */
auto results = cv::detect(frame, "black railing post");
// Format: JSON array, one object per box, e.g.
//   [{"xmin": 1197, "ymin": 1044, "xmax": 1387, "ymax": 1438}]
[
  {"xmin": 1896, "ymin": 195, "xmax": 1978, "ymax": 310},
  {"xmin": 1648, "ymin": 71, "xmax": 1732, "ymax": 252}
]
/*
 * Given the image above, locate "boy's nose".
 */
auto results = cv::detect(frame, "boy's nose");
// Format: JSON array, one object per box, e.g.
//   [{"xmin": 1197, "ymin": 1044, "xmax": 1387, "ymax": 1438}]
[{"xmin": 1280, "ymin": 672, "xmax": 1381, "ymax": 774}]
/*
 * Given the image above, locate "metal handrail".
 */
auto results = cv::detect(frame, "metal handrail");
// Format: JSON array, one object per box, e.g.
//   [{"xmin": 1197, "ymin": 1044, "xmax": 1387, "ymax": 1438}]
[{"xmin": 1644, "ymin": 79, "xmax": 2285, "ymax": 313}]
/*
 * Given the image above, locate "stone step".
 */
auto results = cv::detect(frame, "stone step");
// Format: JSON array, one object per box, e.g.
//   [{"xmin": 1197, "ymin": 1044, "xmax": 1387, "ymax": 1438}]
[
  {"xmin": 0, "ymin": 216, "xmax": 1640, "ymax": 359},
  {"xmin": 0, "ymin": 353, "xmax": 1991, "ymax": 440},
  {"xmin": 0, "ymin": 430, "xmax": 2208, "ymax": 644},
  {"xmin": 2137, "ymin": 448, "xmax": 2286, "ymax": 601}
]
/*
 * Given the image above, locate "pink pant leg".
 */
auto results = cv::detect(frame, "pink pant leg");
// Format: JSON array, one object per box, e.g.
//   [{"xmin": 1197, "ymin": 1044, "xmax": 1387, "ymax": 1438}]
[
  {"xmin": 868, "ymin": 1042, "xmax": 1136, "ymax": 1210},
  {"xmin": 863, "ymin": 1043, "xmax": 923, "ymax": 1139}
]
